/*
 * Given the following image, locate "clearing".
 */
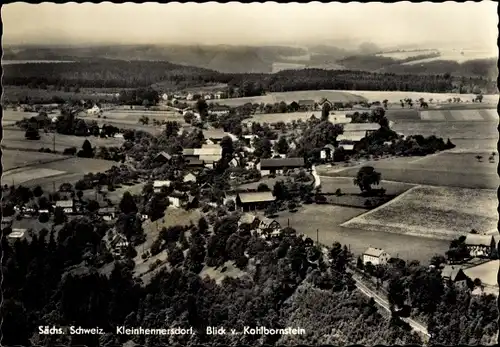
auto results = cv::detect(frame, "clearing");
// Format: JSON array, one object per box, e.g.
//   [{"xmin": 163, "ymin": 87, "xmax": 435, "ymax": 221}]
[{"xmin": 341, "ymin": 186, "xmax": 498, "ymax": 240}]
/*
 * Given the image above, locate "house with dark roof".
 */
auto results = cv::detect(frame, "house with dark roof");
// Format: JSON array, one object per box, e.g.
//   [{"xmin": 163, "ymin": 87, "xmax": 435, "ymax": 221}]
[
  {"xmin": 236, "ymin": 191, "xmax": 276, "ymax": 211},
  {"xmin": 362, "ymin": 247, "xmax": 391, "ymax": 265},
  {"xmin": 182, "ymin": 144, "xmax": 223, "ymax": 168},
  {"xmin": 258, "ymin": 217, "xmax": 281, "ymax": 238},
  {"xmin": 464, "ymin": 234, "xmax": 496, "ymax": 258},
  {"xmin": 257, "ymin": 157, "xmax": 305, "ymax": 175},
  {"xmin": 55, "ymin": 200, "xmax": 75, "ymax": 214},
  {"xmin": 153, "ymin": 151, "xmax": 172, "ymax": 164},
  {"xmin": 320, "ymin": 144, "xmax": 336, "ymax": 160}
]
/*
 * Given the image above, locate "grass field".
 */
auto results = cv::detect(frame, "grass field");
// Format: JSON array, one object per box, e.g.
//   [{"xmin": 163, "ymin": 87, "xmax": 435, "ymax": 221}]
[
  {"xmin": 323, "ymin": 151, "xmax": 499, "ymax": 189},
  {"xmin": 2, "ymin": 149, "xmax": 69, "ymax": 171},
  {"xmin": 463, "ymin": 260, "xmax": 499, "ymax": 287},
  {"xmin": 2, "ymin": 129, "xmax": 125, "ymax": 152},
  {"xmin": 209, "ymin": 90, "xmax": 368, "ymax": 107},
  {"xmin": 343, "ymin": 90, "xmax": 499, "ymax": 104},
  {"xmin": 402, "ymin": 49, "xmax": 497, "ymax": 65},
  {"xmin": 341, "ymin": 186, "xmax": 498, "ymax": 240},
  {"xmin": 274, "ymin": 204, "xmax": 450, "ymax": 263},
  {"xmin": 3, "ymin": 168, "xmax": 67, "ymax": 185}
]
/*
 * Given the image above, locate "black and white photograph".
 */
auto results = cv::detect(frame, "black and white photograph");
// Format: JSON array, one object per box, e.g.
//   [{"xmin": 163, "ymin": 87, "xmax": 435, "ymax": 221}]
[{"xmin": 0, "ymin": 1, "xmax": 498, "ymax": 346}]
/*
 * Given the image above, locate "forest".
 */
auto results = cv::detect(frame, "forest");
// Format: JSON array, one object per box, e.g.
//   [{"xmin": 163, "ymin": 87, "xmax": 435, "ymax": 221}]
[{"xmin": 3, "ymin": 59, "xmax": 497, "ymax": 96}]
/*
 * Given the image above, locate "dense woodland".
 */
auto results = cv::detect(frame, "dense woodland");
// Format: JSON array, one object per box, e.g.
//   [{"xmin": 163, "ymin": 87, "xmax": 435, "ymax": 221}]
[{"xmin": 3, "ymin": 59, "xmax": 497, "ymax": 96}]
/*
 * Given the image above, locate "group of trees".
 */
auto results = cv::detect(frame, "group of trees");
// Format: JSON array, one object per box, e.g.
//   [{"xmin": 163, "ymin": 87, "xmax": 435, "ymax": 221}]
[{"xmin": 5, "ymin": 59, "xmax": 496, "ymax": 96}]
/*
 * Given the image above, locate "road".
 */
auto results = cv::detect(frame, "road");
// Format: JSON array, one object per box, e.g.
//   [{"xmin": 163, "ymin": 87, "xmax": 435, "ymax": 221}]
[{"xmin": 349, "ymin": 270, "xmax": 431, "ymax": 340}]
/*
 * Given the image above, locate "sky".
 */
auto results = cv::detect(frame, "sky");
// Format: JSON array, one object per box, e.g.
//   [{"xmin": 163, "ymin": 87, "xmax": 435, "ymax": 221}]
[{"xmin": 2, "ymin": 1, "xmax": 498, "ymax": 51}]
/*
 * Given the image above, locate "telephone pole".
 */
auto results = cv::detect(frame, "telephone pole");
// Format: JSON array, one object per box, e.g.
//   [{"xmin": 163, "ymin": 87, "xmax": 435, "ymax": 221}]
[{"xmin": 316, "ymin": 229, "xmax": 319, "ymax": 245}]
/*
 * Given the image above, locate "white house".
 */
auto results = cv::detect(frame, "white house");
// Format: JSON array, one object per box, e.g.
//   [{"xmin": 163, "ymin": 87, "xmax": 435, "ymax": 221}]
[
  {"xmin": 320, "ymin": 144, "xmax": 335, "ymax": 160},
  {"xmin": 168, "ymin": 196, "xmax": 181, "ymax": 208},
  {"xmin": 362, "ymin": 247, "xmax": 391, "ymax": 266},
  {"xmin": 162, "ymin": 93, "xmax": 169, "ymax": 101},
  {"xmin": 215, "ymin": 91, "xmax": 225, "ymax": 99},
  {"xmin": 204, "ymin": 94, "xmax": 213, "ymax": 100},
  {"xmin": 153, "ymin": 180, "xmax": 172, "ymax": 193},
  {"xmin": 183, "ymin": 173, "xmax": 197, "ymax": 183},
  {"xmin": 86, "ymin": 105, "xmax": 101, "ymax": 115},
  {"xmin": 186, "ymin": 93, "xmax": 194, "ymax": 101}
]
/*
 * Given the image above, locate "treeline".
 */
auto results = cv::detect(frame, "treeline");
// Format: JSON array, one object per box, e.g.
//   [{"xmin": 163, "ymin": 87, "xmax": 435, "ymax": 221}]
[{"xmin": 4, "ymin": 59, "xmax": 496, "ymax": 97}]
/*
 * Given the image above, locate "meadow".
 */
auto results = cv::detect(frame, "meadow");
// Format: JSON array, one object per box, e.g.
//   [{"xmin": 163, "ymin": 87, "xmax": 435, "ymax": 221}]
[
  {"xmin": 2, "ymin": 129, "xmax": 125, "ymax": 152},
  {"xmin": 341, "ymin": 186, "xmax": 498, "ymax": 240},
  {"xmin": 209, "ymin": 90, "xmax": 368, "ymax": 107},
  {"xmin": 343, "ymin": 90, "xmax": 499, "ymax": 104},
  {"xmin": 2, "ymin": 149, "xmax": 69, "ymax": 171},
  {"xmin": 274, "ymin": 204, "xmax": 450, "ymax": 263}
]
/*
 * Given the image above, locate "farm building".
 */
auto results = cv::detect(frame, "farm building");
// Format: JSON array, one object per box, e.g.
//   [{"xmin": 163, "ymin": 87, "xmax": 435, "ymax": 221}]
[
  {"xmin": 185, "ymin": 158, "xmax": 205, "ymax": 170},
  {"xmin": 98, "ymin": 207, "xmax": 116, "ymax": 221},
  {"xmin": 298, "ymin": 100, "xmax": 316, "ymax": 111},
  {"xmin": 320, "ymin": 144, "xmax": 336, "ymax": 160},
  {"xmin": 257, "ymin": 158, "xmax": 305, "ymax": 175},
  {"xmin": 362, "ymin": 247, "xmax": 391, "ymax": 266},
  {"xmin": 236, "ymin": 191, "xmax": 276, "ymax": 212},
  {"xmin": 337, "ymin": 131, "xmax": 368, "ymax": 142},
  {"xmin": 204, "ymin": 94, "xmax": 214, "ymax": 100},
  {"xmin": 464, "ymin": 234, "xmax": 496, "ymax": 258},
  {"xmin": 153, "ymin": 180, "xmax": 172, "ymax": 193},
  {"xmin": 186, "ymin": 93, "xmax": 194, "ymax": 101},
  {"xmin": 238, "ymin": 213, "xmax": 259, "ymax": 228},
  {"xmin": 223, "ymin": 192, "xmax": 238, "ymax": 206},
  {"xmin": 183, "ymin": 173, "xmax": 197, "ymax": 183},
  {"xmin": 153, "ymin": 151, "xmax": 172, "ymax": 164},
  {"xmin": 55, "ymin": 200, "xmax": 74, "ymax": 214},
  {"xmin": 183, "ymin": 144, "xmax": 223, "ymax": 168},
  {"xmin": 441, "ymin": 265, "xmax": 470, "ymax": 287}
]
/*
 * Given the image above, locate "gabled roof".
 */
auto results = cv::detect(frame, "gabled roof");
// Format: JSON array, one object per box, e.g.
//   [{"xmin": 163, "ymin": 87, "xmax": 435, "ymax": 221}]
[
  {"xmin": 363, "ymin": 247, "xmax": 387, "ymax": 258},
  {"xmin": 238, "ymin": 191, "xmax": 276, "ymax": 204},
  {"xmin": 260, "ymin": 217, "xmax": 280, "ymax": 228},
  {"xmin": 441, "ymin": 265, "xmax": 466, "ymax": 281},
  {"xmin": 337, "ymin": 131, "xmax": 367, "ymax": 142},
  {"xmin": 239, "ymin": 213, "xmax": 258, "ymax": 225},
  {"xmin": 323, "ymin": 144, "xmax": 336, "ymax": 151},
  {"xmin": 343, "ymin": 123, "xmax": 381, "ymax": 132},
  {"xmin": 465, "ymin": 234, "xmax": 495, "ymax": 247},
  {"xmin": 154, "ymin": 151, "xmax": 172, "ymax": 161},
  {"xmin": 260, "ymin": 158, "xmax": 305, "ymax": 169},
  {"xmin": 183, "ymin": 148, "xmax": 196, "ymax": 156},
  {"xmin": 56, "ymin": 200, "xmax": 74, "ymax": 208}
]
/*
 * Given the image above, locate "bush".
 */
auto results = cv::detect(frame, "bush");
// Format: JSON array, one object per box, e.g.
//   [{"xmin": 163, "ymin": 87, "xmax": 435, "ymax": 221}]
[
  {"xmin": 335, "ymin": 188, "xmax": 342, "ymax": 196},
  {"xmin": 38, "ymin": 213, "xmax": 49, "ymax": 223}
]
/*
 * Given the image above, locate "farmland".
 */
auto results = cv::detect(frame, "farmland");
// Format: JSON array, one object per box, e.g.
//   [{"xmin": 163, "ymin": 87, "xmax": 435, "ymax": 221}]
[
  {"xmin": 341, "ymin": 186, "xmax": 498, "ymax": 240},
  {"xmin": 321, "ymin": 151, "xmax": 499, "ymax": 190},
  {"xmin": 273, "ymin": 204, "xmax": 450, "ymax": 263},
  {"xmin": 3, "ymin": 156, "xmax": 117, "ymax": 190}
]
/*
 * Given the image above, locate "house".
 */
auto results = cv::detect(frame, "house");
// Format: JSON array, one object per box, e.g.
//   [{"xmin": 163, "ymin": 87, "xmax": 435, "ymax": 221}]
[
  {"xmin": 153, "ymin": 180, "xmax": 172, "ymax": 193},
  {"xmin": 258, "ymin": 217, "xmax": 281, "ymax": 235},
  {"xmin": 362, "ymin": 247, "xmax": 391, "ymax": 266},
  {"xmin": 464, "ymin": 234, "xmax": 496, "ymax": 258},
  {"xmin": 343, "ymin": 123, "xmax": 381, "ymax": 135},
  {"xmin": 223, "ymin": 192, "xmax": 237, "ymax": 206},
  {"xmin": 329, "ymin": 114, "xmax": 351, "ymax": 124},
  {"xmin": 55, "ymin": 200, "xmax": 74, "ymax": 214},
  {"xmin": 337, "ymin": 131, "xmax": 368, "ymax": 143},
  {"xmin": 320, "ymin": 144, "xmax": 336, "ymax": 160},
  {"xmin": 153, "ymin": 151, "xmax": 172, "ymax": 164},
  {"xmin": 209, "ymin": 107, "xmax": 230, "ymax": 116},
  {"xmin": 104, "ymin": 229, "xmax": 129, "ymax": 257},
  {"xmin": 86, "ymin": 105, "xmax": 101, "ymax": 115},
  {"xmin": 162, "ymin": 93, "xmax": 169, "ymax": 101},
  {"xmin": 318, "ymin": 98, "xmax": 333, "ymax": 109},
  {"xmin": 238, "ymin": 213, "xmax": 259, "ymax": 228},
  {"xmin": 168, "ymin": 192, "xmax": 184, "ymax": 208},
  {"xmin": 298, "ymin": 100, "xmax": 316, "ymax": 111},
  {"xmin": 7, "ymin": 228, "xmax": 27, "ymax": 241},
  {"xmin": 441, "ymin": 265, "xmax": 470, "ymax": 286},
  {"xmin": 183, "ymin": 144, "xmax": 223, "ymax": 167},
  {"xmin": 214, "ymin": 91, "xmax": 225, "ymax": 99},
  {"xmin": 185, "ymin": 158, "xmax": 205, "ymax": 170},
  {"xmin": 229, "ymin": 158, "xmax": 239, "ymax": 167},
  {"xmin": 236, "ymin": 191, "xmax": 276, "ymax": 211},
  {"xmin": 258, "ymin": 157, "xmax": 305, "ymax": 175},
  {"xmin": 339, "ymin": 144, "xmax": 355, "ymax": 152},
  {"xmin": 203, "ymin": 129, "xmax": 237, "ymax": 144},
  {"xmin": 204, "ymin": 94, "xmax": 214, "ymax": 100},
  {"xmin": 186, "ymin": 93, "xmax": 194, "ymax": 101}
]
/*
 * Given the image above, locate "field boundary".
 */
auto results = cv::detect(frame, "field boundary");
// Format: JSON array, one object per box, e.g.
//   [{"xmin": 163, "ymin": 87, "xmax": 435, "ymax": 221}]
[{"xmin": 2, "ymin": 154, "xmax": 72, "ymax": 174}]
